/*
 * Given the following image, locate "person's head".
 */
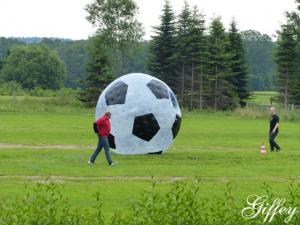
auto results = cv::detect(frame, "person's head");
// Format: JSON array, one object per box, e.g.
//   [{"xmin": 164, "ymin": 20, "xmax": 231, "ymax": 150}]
[
  {"xmin": 104, "ymin": 111, "xmax": 111, "ymax": 119},
  {"xmin": 270, "ymin": 107, "xmax": 276, "ymax": 115}
]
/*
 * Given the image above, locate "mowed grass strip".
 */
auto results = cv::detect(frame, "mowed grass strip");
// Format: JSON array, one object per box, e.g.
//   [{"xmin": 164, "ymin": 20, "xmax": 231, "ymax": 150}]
[
  {"xmin": 1, "ymin": 108, "xmax": 300, "ymax": 215},
  {"xmin": 0, "ymin": 111, "xmax": 299, "ymax": 178},
  {"xmin": 1, "ymin": 111, "xmax": 299, "ymax": 149},
  {"xmin": 0, "ymin": 146, "xmax": 299, "ymax": 178},
  {"xmin": 0, "ymin": 112, "xmax": 94, "ymax": 145}
]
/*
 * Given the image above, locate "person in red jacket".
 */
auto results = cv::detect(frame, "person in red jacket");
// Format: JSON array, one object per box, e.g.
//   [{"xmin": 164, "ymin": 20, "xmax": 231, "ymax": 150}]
[{"xmin": 88, "ymin": 112, "xmax": 117, "ymax": 166}]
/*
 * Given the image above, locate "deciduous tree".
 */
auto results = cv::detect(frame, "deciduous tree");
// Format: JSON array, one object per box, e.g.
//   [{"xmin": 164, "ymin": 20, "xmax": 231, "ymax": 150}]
[
  {"xmin": 80, "ymin": 0, "xmax": 143, "ymax": 106},
  {"xmin": 0, "ymin": 45, "xmax": 66, "ymax": 90}
]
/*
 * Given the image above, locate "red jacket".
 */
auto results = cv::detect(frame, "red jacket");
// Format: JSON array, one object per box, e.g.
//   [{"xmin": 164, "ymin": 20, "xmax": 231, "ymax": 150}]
[{"xmin": 95, "ymin": 115, "xmax": 111, "ymax": 137}]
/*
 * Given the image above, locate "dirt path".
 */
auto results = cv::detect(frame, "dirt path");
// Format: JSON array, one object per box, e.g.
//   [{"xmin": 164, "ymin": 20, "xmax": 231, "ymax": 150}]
[
  {"xmin": 0, "ymin": 143, "xmax": 93, "ymax": 150},
  {"xmin": 0, "ymin": 143, "xmax": 199, "ymax": 151},
  {"xmin": 0, "ymin": 143, "xmax": 244, "ymax": 152},
  {"xmin": 0, "ymin": 175, "xmax": 189, "ymax": 183},
  {"xmin": 0, "ymin": 175, "xmax": 299, "ymax": 183}
]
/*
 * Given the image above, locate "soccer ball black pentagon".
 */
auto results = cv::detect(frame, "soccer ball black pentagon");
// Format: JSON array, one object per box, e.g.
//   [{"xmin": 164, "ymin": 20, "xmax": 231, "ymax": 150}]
[{"xmin": 95, "ymin": 73, "xmax": 181, "ymax": 154}]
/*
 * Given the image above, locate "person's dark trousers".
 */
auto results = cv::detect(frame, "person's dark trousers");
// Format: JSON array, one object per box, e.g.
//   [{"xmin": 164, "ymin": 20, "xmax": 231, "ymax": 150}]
[
  {"xmin": 90, "ymin": 136, "xmax": 113, "ymax": 165},
  {"xmin": 269, "ymin": 131, "xmax": 280, "ymax": 151}
]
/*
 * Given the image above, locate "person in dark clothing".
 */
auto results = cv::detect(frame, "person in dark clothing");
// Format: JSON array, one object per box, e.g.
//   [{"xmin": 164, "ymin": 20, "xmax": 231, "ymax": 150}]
[
  {"xmin": 88, "ymin": 112, "xmax": 117, "ymax": 166},
  {"xmin": 269, "ymin": 107, "xmax": 281, "ymax": 152}
]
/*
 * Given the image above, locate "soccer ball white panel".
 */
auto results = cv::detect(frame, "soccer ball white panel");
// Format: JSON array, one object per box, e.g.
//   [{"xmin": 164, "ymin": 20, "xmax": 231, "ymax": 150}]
[{"xmin": 95, "ymin": 73, "xmax": 181, "ymax": 154}]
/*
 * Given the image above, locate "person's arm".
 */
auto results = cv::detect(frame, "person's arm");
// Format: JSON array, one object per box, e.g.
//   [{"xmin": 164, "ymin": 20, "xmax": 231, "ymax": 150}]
[
  {"xmin": 272, "ymin": 116, "xmax": 280, "ymax": 133},
  {"xmin": 95, "ymin": 118, "xmax": 102, "ymax": 135},
  {"xmin": 272, "ymin": 123, "xmax": 279, "ymax": 133}
]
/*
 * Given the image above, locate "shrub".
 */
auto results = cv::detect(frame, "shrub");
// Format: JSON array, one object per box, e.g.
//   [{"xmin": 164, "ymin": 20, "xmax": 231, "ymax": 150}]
[
  {"xmin": 0, "ymin": 182, "xmax": 104, "ymax": 225},
  {"xmin": 0, "ymin": 81, "xmax": 25, "ymax": 96},
  {"xmin": 114, "ymin": 180, "xmax": 300, "ymax": 225},
  {"xmin": 0, "ymin": 180, "xmax": 299, "ymax": 225},
  {"xmin": 234, "ymin": 107, "xmax": 300, "ymax": 122}
]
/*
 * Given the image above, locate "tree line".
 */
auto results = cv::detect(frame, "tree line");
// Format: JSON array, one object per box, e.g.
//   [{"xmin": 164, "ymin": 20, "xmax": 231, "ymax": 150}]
[
  {"xmin": 79, "ymin": 0, "xmax": 280, "ymax": 109},
  {"xmin": 0, "ymin": 38, "xmax": 89, "ymax": 89},
  {"xmin": 1, "ymin": 0, "xmax": 298, "ymax": 110},
  {"xmin": 0, "ymin": 32, "xmax": 276, "ymax": 93},
  {"xmin": 0, "ymin": 37, "xmax": 149, "ymax": 92},
  {"xmin": 79, "ymin": 0, "xmax": 252, "ymax": 110}
]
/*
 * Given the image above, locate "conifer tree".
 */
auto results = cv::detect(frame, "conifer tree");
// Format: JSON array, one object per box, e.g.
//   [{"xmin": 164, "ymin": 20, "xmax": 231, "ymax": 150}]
[
  {"xmin": 175, "ymin": 1, "xmax": 192, "ymax": 105},
  {"xmin": 276, "ymin": 22, "xmax": 297, "ymax": 108},
  {"xmin": 294, "ymin": 0, "xmax": 300, "ymax": 104},
  {"xmin": 207, "ymin": 17, "xmax": 237, "ymax": 110},
  {"xmin": 189, "ymin": 6, "xmax": 207, "ymax": 109},
  {"xmin": 284, "ymin": 0, "xmax": 300, "ymax": 105},
  {"xmin": 147, "ymin": 0, "xmax": 177, "ymax": 91},
  {"xmin": 227, "ymin": 20, "xmax": 250, "ymax": 107},
  {"xmin": 79, "ymin": 37, "xmax": 113, "ymax": 107}
]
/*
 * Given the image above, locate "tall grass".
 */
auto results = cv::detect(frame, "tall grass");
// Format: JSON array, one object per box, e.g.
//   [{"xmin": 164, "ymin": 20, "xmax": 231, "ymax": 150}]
[
  {"xmin": 234, "ymin": 108, "xmax": 300, "ymax": 122},
  {"xmin": 1, "ymin": 180, "xmax": 299, "ymax": 225},
  {"xmin": 181, "ymin": 108, "xmax": 300, "ymax": 122},
  {"xmin": 0, "ymin": 91, "xmax": 89, "ymax": 114}
]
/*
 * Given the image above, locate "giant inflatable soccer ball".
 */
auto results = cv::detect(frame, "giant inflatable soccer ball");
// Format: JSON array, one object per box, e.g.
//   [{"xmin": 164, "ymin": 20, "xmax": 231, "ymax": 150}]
[{"xmin": 95, "ymin": 73, "xmax": 181, "ymax": 154}]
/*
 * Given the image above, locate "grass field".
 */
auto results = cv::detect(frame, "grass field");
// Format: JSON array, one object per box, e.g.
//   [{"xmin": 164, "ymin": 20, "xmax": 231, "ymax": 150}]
[
  {"xmin": 249, "ymin": 91, "xmax": 278, "ymax": 104},
  {"xmin": 0, "ymin": 96, "xmax": 300, "ymax": 221}
]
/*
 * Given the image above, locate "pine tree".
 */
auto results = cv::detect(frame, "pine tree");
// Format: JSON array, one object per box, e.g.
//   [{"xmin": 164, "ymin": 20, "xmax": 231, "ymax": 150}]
[
  {"xmin": 189, "ymin": 6, "xmax": 208, "ymax": 110},
  {"xmin": 174, "ymin": 1, "xmax": 192, "ymax": 106},
  {"xmin": 147, "ymin": 0, "xmax": 177, "ymax": 92},
  {"xmin": 79, "ymin": 37, "xmax": 113, "ymax": 107},
  {"xmin": 294, "ymin": 0, "xmax": 300, "ymax": 104},
  {"xmin": 276, "ymin": 23, "xmax": 297, "ymax": 109},
  {"xmin": 227, "ymin": 20, "xmax": 250, "ymax": 107},
  {"xmin": 285, "ymin": 0, "xmax": 300, "ymax": 105},
  {"xmin": 207, "ymin": 17, "xmax": 237, "ymax": 110}
]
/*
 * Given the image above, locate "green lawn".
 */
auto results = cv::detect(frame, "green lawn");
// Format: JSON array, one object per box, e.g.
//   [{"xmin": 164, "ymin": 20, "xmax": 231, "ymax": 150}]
[{"xmin": 0, "ymin": 96, "xmax": 300, "ymax": 219}]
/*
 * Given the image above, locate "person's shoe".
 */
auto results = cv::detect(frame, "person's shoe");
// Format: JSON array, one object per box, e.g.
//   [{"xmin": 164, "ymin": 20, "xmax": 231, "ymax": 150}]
[
  {"xmin": 110, "ymin": 162, "xmax": 118, "ymax": 166},
  {"xmin": 88, "ymin": 160, "xmax": 94, "ymax": 165}
]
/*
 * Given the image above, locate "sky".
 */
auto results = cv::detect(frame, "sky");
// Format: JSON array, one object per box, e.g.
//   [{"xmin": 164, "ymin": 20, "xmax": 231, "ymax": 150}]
[{"xmin": 0, "ymin": 0, "xmax": 297, "ymax": 40}]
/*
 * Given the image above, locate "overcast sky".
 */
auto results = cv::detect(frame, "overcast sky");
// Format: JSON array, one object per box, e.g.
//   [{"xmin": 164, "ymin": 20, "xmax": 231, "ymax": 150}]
[{"xmin": 0, "ymin": 0, "xmax": 297, "ymax": 40}]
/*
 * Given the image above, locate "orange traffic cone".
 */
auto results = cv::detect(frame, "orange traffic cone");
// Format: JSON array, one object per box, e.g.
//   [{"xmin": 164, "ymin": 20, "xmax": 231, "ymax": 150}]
[{"xmin": 260, "ymin": 143, "xmax": 266, "ymax": 156}]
